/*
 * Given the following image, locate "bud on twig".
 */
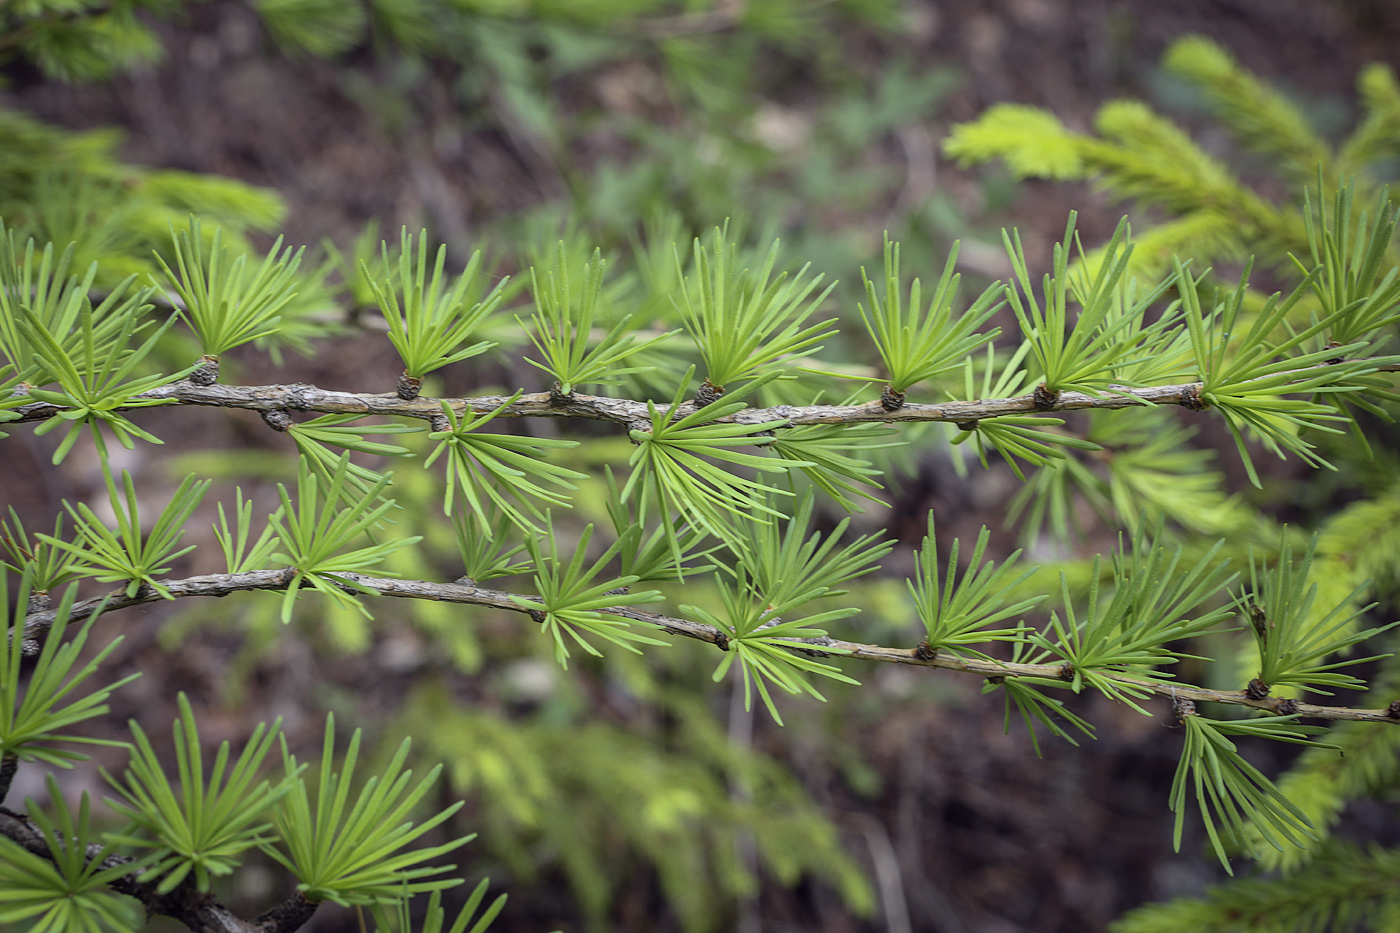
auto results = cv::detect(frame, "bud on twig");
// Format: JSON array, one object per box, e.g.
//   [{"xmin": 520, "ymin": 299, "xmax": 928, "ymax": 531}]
[
  {"xmin": 190, "ymin": 354, "xmax": 220, "ymax": 386},
  {"xmin": 396, "ymin": 371, "xmax": 423, "ymax": 401}
]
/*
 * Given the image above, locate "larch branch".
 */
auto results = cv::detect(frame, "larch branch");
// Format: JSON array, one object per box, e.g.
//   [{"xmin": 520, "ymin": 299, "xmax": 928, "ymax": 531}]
[
  {"xmin": 10, "ymin": 358, "xmax": 1400, "ymax": 432},
  {"xmin": 23, "ymin": 570, "xmax": 1400, "ymax": 725}
]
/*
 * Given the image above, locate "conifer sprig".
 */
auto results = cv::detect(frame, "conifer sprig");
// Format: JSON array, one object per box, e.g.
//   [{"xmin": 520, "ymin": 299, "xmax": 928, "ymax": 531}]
[
  {"xmin": 1170, "ymin": 711, "xmax": 1333, "ymax": 874},
  {"xmin": 366, "ymin": 229, "xmax": 506, "ymax": 395},
  {"xmin": 849, "ymin": 234, "xmax": 1002, "ymax": 394},
  {"xmin": 512, "ymin": 522, "xmax": 666, "ymax": 667},
  {"xmin": 1164, "ymin": 36, "xmax": 1331, "ymax": 186},
  {"xmin": 621, "ymin": 372, "xmax": 812, "ymax": 556},
  {"xmin": 43, "ymin": 470, "xmax": 210, "ymax": 599},
  {"xmin": 1176, "ymin": 259, "xmax": 1387, "ymax": 486},
  {"xmin": 270, "ymin": 454, "xmax": 419, "ymax": 622},
  {"xmin": 285, "ymin": 413, "xmax": 420, "ymax": 503},
  {"xmin": 1004, "ymin": 214, "xmax": 1179, "ymax": 398},
  {"xmin": 213, "ymin": 488, "xmax": 281, "ymax": 575},
  {"xmin": 17, "ymin": 294, "xmax": 186, "ymax": 463},
  {"xmin": 983, "ymin": 630, "xmax": 1097, "ymax": 757},
  {"xmin": 0, "ymin": 775, "xmax": 144, "ymax": 933},
  {"xmin": 1296, "ymin": 179, "xmax": 1400, "ymax": 347},
  {"xmin": 603, "ymin": 466, "xmax": 716, "ymax": 582},
  {"xmin": 266, "ymin": 714, "xmax": 471, "ymax": 906},
  {"xmin": 733, "ymin": 489, "xmax": 891, "ymax": 612},
  {"xmin": 0, "ymin": 223, "xmax": 154, "ymax": 385},
  {"xmin": 1244, "ymin": 534, "xmax": 1396, "ymax": 694},
  {"xmin": 677, "ymin": 228, "xmax": 837, "ymax": 391},
  {"xmin": 909, "ymin": 514, "xmax": 1042, "ymax": 658},
  {"xmin": 453, "ymin": 507, "xmax": 535, "ymax": 583},
  {"xmin": 523, "ymin": 241, "xmax": 673, "ymax": 395},
  {"xmin": 764, "ymin": 416, "xmax": 895, "ymax": 511},
  {"xmin": 103, "ymin": 693, "xmax": 297, "ymax": 894},
  {"xmin": 1, "ymin": 575, "xmax": 135, "ymax": 772},
  {"xmin": 1031, "ymin": 531, "xmax": 1238, "ymax": 713},
  {"xmin": 950, "ymin": 342, "xmax": 1101, "ymax": 480},
  {"xmin": 156, "ymin": 217, "xmax": 304, "ymax": 361},
  {"xmin": 425, "ymin": 394, "xmax": 585, "ymax": 533},
  {"xmin": 1, "ymin": 508, "xmax": 83, "ymax": 593},
  {"xmin": 686, "ymin": 564, "xmax": 859, "ymax": 726}
]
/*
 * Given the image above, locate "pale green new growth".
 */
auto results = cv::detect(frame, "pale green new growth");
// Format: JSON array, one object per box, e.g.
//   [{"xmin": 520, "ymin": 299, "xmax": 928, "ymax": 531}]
[
  {"xmin": 366, "ymin": 228, "xmax": 506, "ymax": 382},
  {"xmin": 267, "ymin": 714, "xmax": 471, "ymax": 906},
  {"xmin": 850, "ymin": 234, "xmax": 1002, "ymax": 393},
  {"xmin": 157, "ymin": 217, "xmax": 304, "ymax": 359},
  {"xmin": 0, "ymin": 575, "xmax": 136, "ymax": 768},
  {"xmin": 270, "ymin": 453, "xmax": 420, "ymax": 622},
  {"xmin": 103, "ymin": 694, "xmax": 298, "ymax": 894},
  {"xmin": 513, "ymin": 522, "xmax": 666, "ymax": 667},
  {"xmin": 524, "ymin": 241, "xmax": 674, "ymax": 395},
  {"xmin": 0, "ymin": 776, "xmax": 143, "ymax": 933},
  {"xmin": 677, "ymin": 227, "xmax": 837, "ymax": 389}
]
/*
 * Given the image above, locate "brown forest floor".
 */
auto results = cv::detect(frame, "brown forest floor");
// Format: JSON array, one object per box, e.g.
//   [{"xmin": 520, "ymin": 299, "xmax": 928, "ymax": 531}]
[{"xmin": 5, "ymin": 1, "xmax": 1400, "ymax": 931}]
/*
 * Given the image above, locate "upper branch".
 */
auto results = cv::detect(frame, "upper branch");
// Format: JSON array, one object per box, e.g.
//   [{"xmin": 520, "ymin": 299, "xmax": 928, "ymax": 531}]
[{"xmin": 11, "ymin": 357, "xmax": 1399, "ymax": 431}]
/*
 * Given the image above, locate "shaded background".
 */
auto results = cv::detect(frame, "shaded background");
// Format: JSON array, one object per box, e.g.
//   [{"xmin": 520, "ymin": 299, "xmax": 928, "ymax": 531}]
[{"xmin": 5, "ymin": 1, "xmax": 1400, "ymax": 931}]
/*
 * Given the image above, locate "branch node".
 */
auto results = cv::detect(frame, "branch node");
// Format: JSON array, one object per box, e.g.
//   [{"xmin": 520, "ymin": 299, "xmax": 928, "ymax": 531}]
[
  {"xmin": 1032, "ymin": 383, "xmax": 1059, "ymax": 411},
  {"xmin": 880, "ymin": 384, "xmax": 906, "ymax": 411},
  {"xmin": 714, "ymin": 631, "xmax": 730, "ymax": 651},
  {"xmin": 528, "ymin": 609, "xmax": 547, "ymax": 624},
  {"xmin": 1388, "ymin": 700, "xmax": 1400, "ymax": 720},
  {"xmin": 430, "ymin": 413, "xmax": 451, "ymax": 433},
  {"xmin": 913, "ymin": 639, "xmax": 938, "ymax": 662},
  {"xmin": 189, "ymin": 354, "xmax": 220, "ymax": 386},
  {"xmin": 261, "ymin": 409, "xmax": 293, "ymax": 432},
  {"xmin": 1058, "ymin": 661, "xmax": 1075, "ymax": 682},
  {"xmin": 695, "ymin": 379, "xmax": 725, "ymax": 408},
  {"xmin": 396, "ymin": 371, "xmax": 423, "ymax": 401},
  {"xmin": 254, "ymin": 890, "xmax": 320, "ymax": 933},
  {"xmin": 605, "ymin": 586, "xmax": 630, "ymax": 596},
  {"xmin": 955, "ymin": 420, "xmax": 979, "ymax": 432},
  {"xmin": 548, "ymin": 382, "xmax": 573, "ymax": 406},
  {"xmin": 26, "ymin": 591, "xmax": 51, "ymax": 614},
  {"xmin": 1274, "ymin": 697, "xmax": 1299, "ymax": 716},
  {"xmin": 1173, "ymin": 696, "xmax": 1198, "ymax": 720},
  {"xmin": 1179, "ymin": 384, "xmax": 1209, "ymax": 411},
  {"xmin": 1326, "ymin": 339, "xmax": 1345, "ymax": 366},
  {"xmin": 1245, "ymin": 677, "xmax": 1271, "ymax": 700},
  {"xmin": 986, "ymin": 675, "xmax": 1005, "ymax": 685}
]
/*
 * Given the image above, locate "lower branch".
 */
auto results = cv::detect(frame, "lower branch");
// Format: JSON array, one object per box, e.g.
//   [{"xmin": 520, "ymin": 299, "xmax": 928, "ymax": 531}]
[{"xmin": 23, "ymin": 570, "xmax": 1400, "ymax": 724}]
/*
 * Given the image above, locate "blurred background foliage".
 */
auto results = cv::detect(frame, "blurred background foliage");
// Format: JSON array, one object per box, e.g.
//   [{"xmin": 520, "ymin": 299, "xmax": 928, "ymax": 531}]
[{"xmin": 6, "ymin": 1, "xmax": 1400, "ymax": 931}]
